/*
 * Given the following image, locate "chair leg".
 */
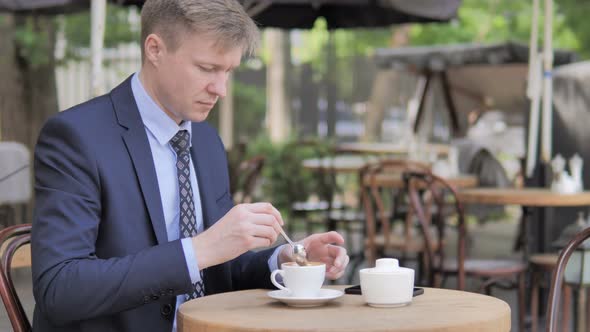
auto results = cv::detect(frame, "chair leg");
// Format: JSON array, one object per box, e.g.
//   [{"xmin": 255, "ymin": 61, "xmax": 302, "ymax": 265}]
[
  {"xmin": 344, "ymin": 221, "xmax": 353, "ymax": 254},
  {"xmin": 347, "ymin": 252, "xmax": 364, "ymax": 284},
  {"xmin": 20, "ymin": 204, "xmax": 27, "ymax": 225},
  {"xmin": 416, "ymin": 252, "xmax": 424, "ymax": 286},
  {"xmin": 518, "ymin": 272, "xmax": 526, "ymax": 332},
  {"xmin": 530, "ymin": 270, "xmax": 540, "ymax": 332},
  {"xmin": 563, "ymin": 284, "xmax": 572, "ymax": 332},
  {"xmin": 434, "ymin": 273, "xmax": 443, "ymax": 289},
  {"xmin": 584, "ymin": 288, "xmax": 590, "ymax": 332}
]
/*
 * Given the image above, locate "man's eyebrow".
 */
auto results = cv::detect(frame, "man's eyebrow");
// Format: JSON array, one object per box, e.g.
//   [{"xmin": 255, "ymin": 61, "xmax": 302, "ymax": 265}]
[{"xmin": 197, "ymin": 62, "xmax": 236, "ymax": 71}]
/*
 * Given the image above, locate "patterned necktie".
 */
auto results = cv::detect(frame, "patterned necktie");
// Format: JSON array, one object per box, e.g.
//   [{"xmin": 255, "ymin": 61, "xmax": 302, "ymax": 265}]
[{"xmin": 170, "ymin": 130, "xmax": 205, "ymax": 299}]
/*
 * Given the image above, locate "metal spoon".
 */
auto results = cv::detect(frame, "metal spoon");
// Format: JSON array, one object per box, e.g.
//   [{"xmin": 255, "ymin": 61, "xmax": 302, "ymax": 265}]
[{"xmin": 278, "ymin": 227, "xmax": 309, "ymax": 266}]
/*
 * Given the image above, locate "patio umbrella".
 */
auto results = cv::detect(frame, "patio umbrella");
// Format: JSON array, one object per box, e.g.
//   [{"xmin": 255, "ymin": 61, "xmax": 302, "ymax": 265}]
[
  {"xmin": 238, "ymin": 0, "xmax": 462, "ymax": 140},
  {"xmin": 373, "ymin": 42, "xmax": 576, "ymax": 136},
  {"xmin": 240, "ymin": 0, "xmax": 462, "ymax": 29},
  {"xmin": 0, "ymin": 0, "xmax": 147, "ymax": 13}
]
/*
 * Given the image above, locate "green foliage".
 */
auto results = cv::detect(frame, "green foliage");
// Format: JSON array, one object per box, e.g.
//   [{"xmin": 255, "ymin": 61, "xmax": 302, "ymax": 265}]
[
  {"xmin": 559, "ymin": 0, "xmax": 590, "ymax": 58},
  {"xmin": 291, "ymin": 18, "xmax": 391, "ymax": 78},
  {"xmin": 206, "ymin": 74, "xmax": 266, "ymax": 142},
  {"xmin": 63, "ymin": 4, "xmax": 139, "ymax": 49},
  {"xmin": 281, "ymin": 0, "xmax": 589, "ymax": 84},
  {"xmin": 409, "ymin": 0, "xmax": 582, "ymax": 56},
  {"xmin": 14, "ymin": 17, "xmax": 53, "ymax": 67},
  {"xmin": 232, "ymin": 80, "xmax": 266, "ymax": 141},
  {"xmin": 241, "ymin": 135, "xmax": 333, "ymax": 215}
]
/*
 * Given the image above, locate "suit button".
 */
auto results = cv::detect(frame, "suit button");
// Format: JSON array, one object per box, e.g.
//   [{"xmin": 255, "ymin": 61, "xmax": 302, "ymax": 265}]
[
  {"xmin": 151, "ymin": 295, "xmax": 159, "ymax": 301},
  {"xmin": 143, "ymin": 295, "xmax": 150, "ymax": 304},
  {"xmin": 161, "ymin": 304, "xmax": 172, "ymax": 318},
  {"xmin": 167, "ymin": 289, "xmax": 174, "ymax": 295}
]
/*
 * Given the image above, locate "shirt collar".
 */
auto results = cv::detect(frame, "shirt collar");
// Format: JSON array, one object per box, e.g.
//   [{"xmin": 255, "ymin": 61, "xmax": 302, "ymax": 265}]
[{"xmin": 131, "ymin": 72, "xmax": 192, "ymax": 147}]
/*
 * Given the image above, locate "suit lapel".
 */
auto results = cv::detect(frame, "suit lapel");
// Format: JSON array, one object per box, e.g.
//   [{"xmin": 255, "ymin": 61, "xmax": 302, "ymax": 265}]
[{"xmin": 110, "ymin": 76, "xmax": 168, "ymax": 245}]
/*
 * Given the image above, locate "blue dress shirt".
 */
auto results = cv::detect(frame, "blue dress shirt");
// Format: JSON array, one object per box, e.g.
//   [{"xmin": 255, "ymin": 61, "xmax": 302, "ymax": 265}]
[{"xmin": 131, "ymin": 73, "xmax": 282, "ymax": 331}]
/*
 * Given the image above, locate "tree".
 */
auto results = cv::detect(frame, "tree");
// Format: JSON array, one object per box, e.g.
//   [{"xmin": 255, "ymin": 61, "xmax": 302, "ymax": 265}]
[
  {"xmin": 559, "ymin": 0, "xmax": 590, "ymax": 58},
  {"xmin": 0, "ymin": 4, "xmax": 138, "ymax": 150},
  {"xmin": 0, "ymin": 14, "xmax": 58, "ymax": 151},
  {"xmin": 409, "ymin": 0, "xmax": 580, "ymax": 54}
]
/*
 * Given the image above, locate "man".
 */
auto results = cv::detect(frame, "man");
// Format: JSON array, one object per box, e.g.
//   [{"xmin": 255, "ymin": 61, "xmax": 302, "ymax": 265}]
[{"xmin": 31, "ymin": 1, "xmax": 349, "ymax": 331}]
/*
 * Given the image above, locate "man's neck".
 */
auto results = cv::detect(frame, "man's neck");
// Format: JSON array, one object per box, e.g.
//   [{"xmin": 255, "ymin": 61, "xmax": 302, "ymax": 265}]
[{"xmin": 138, "ymin": 69, "xmax": 182, "ymax": 125}]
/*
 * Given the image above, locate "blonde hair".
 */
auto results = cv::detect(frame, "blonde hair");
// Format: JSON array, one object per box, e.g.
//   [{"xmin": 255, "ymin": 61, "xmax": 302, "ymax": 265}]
[{"xmin": 140, "ymin": 0, "xmax": 259, "ymax": 61}]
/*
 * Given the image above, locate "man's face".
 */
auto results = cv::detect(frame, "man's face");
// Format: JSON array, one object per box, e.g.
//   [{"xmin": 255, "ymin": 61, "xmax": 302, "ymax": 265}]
[{"xmin": 147, "ymin": 32, "xmax": 242, "ymax": 124}]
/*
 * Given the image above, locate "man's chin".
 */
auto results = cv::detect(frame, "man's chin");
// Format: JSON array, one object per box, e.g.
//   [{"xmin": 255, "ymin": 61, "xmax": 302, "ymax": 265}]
[{"xmin": 188, "ymin": 109, "xmax": 211, "ymax": 123}]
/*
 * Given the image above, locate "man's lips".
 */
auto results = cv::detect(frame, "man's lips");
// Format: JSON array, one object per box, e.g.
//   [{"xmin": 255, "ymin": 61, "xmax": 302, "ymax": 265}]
[{"xmin": 197, "ymin": 101, "xmax": 216, "ymax": 108}]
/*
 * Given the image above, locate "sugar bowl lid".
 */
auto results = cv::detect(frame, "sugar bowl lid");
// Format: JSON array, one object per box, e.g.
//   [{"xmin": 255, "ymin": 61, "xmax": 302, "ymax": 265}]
[{"xmin": 364, "ymin": 258, "xmax": 413, "ymax": 274}]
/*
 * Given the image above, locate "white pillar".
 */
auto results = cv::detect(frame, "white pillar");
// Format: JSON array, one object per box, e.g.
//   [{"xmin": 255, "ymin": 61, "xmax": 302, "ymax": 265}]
[
  {"xmin": 90, "ymin": 0, "xmax": 106, "ymax": 97},
  {"xmin": 541, "ymin": 0, "xmax": 554, "ymax": 162},
  {"xmin": 265, "ymin": 29, "xmax": 291, "ymax": 143},
  {"xmin": 219, "ymin": 77, "xmax": 234, "ymax": 149}
]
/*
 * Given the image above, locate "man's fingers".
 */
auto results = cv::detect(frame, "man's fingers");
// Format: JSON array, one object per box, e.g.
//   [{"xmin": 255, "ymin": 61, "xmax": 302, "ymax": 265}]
[
  {"xmin": 248, "ymin": 236, "xmax": 272, "ymax": 249},
  {"xmin": 249, "ymin": 224, "xmax": 278, "ymax": 245},
  {"xmin": 327, "ymin": 245, "xmax": 348, "ymax": 267},
  {"xmin": 316, "ymin": 250, "xmax": 348, "ymax": 268},
  {"xmin": 326, "ymin": 255, "xmax": 349, "ymax": 280},
  {"xmin": 243, "ymin": 202, "xmax": 284, "ymax": 226},
  {"xmin": 317, "ymin": 231, "xmax": 344, "ymax": 245},
  {"xmin": 251, "ymin": 213, "xmax": 283, "ymax": 236}
]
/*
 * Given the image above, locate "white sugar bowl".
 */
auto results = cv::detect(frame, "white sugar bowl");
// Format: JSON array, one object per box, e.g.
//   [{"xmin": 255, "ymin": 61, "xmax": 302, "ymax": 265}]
[{"xmin": 359, "ymin": 258, "xmax": 415, "ymax": 307}]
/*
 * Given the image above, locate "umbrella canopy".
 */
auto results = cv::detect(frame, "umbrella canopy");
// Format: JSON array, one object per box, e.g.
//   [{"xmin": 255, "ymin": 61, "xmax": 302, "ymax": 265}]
[
  {"xmin": 373, "ymin": 42, "xmax": 576, "ymax": 134},
  {"xmin": 0, "ymin": 0, "xmax": 460, "ymax": 26},
  {"xmin": 375, "ymin": 42, "xmax": 576, "ymax": 71},
  {"xmin": 0, "ymin": 0, "xmax": 143, "ymax": 14},
  {"xmin": 0, "ymin": 0, "xmax": 89, "ymax": 14},
  {"xmin": 240, "ymin": 0, "xmax": 461, "ymax": 29}
]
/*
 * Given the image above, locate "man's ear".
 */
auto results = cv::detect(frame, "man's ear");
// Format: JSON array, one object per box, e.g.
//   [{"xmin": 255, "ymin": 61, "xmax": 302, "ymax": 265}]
[{"xmin": 144, "ymin": 33, "xmax": 166, "ymax": 67}]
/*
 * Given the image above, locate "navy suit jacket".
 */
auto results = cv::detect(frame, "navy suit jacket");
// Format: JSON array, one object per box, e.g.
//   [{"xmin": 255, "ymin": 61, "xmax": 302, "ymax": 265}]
[{"xmin": 31, "ymin": 77, "xmax": 275, "ymax": 331}]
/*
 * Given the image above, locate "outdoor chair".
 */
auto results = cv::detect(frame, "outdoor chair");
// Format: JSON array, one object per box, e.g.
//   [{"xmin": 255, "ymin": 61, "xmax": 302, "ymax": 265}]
[
  {"xmin": 231, "ymin": 155, "xmax": 265, "ymax": 204},
  {"xmin": 361, "ymin": 160, "xmax": 433, "ymax": 278},
  {"xmin": 283, "ymin": 140, "xmax": 364, "ymax": 256},
  {"xmin": 545, "ymin": 226, "xmax": 590, "ymax": 332},
  {"xmin": 529, "ymin": 253, "xmax": 572, "ymax": 332},
  {"xmin": 405, "ymin": 171, "xmax": 526, "ymax": 332},
  {"xmin": 282, "ymin": 139, "xmax": 342, "ymax": 236},
  {"xmin": 0, "ymin": 223, "xmax": 32, "ymax": 332}
]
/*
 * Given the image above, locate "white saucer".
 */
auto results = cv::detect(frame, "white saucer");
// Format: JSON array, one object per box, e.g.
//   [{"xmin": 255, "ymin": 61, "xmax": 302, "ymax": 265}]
[{"xmin": 267, "ymin": 288, "xmax": 344, "ymax": 307}]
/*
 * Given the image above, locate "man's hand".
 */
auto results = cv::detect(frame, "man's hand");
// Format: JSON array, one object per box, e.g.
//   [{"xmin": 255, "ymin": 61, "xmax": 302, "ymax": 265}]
[
  {"xmin": 192, "ymin": 203, "xmax": 284, "ymax": 269},
  {"xmin": 279, "ymin": 231, "xmax": 349, "ymax": 280}
]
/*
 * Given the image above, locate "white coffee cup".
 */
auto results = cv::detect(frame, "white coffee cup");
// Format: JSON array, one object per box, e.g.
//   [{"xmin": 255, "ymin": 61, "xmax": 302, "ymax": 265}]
[
  {"xmin": 270, "ymin": 262, "xmax": 325, "ymax": 297},
  {"xmin": 359, "ymin": 258, "xmax": 415, "ymax": 307}
]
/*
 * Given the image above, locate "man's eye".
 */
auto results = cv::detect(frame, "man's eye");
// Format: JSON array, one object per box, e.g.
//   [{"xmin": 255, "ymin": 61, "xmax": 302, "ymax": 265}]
[{"xmin": 199, "ymin": 66, "xmax": 214, "ymax": 73}]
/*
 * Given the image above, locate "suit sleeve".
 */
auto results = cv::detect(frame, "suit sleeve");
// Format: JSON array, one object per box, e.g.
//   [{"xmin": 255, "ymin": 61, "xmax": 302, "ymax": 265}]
[{"xmin": 31, "ymin": 116, "xmax": 193, "ymax": 326}]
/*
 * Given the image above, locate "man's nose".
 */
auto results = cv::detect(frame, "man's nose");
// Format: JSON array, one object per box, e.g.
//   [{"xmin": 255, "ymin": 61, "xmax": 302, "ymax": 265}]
[{"xmin": 208, "ymin": 74, "xmax": 228, "ymax": 98}]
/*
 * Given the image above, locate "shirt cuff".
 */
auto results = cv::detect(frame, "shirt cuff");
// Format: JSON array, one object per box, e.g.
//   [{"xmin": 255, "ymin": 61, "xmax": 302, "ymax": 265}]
[
  {"xmin": 181, "ymin": 237, "xmax": 202, "ymax": 284},
  {"xmin": 268, "ymin": 244, "xmax": 287, "ymax": 271}
]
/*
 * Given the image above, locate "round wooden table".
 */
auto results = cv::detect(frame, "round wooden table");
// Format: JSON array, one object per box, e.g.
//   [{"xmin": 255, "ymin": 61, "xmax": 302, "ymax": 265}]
[
  {"xmin": 365, "ymin": 173, "xmax": 478, "ymax": 189},
  {"xmin": 336, "ymin": 142, "xmax": 450, "ymax": 156},
  {"xmin": 302, "ymin": 155, "xmax": 376, "ymax": 173},
  {"xmin": 178, "ymin": 286, "xmax": 511, "ymax": 332},
  {"xmin": 457, "ymin": 187, "xmax": 590, "ymax": 254},
  {"xmin": 458, "ymin": 188, "xmax": 590, "ymax": 207}
]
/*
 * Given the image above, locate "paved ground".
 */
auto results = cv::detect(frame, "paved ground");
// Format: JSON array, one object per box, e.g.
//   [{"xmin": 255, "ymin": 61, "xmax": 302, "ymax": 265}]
[{"xmin": 0, "ymin": 208, "xmax": 539, "ymax": 331}]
